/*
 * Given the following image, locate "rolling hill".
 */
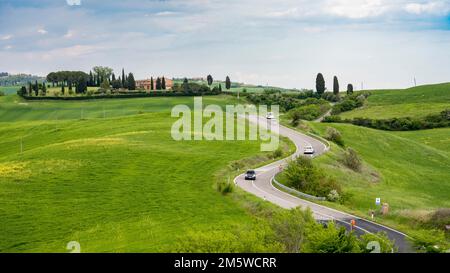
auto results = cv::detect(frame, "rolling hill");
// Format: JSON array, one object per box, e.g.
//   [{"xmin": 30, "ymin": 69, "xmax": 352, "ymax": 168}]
[{"xmin": 339, "ymin": 83, "xmax": 450, "ymax": 120}]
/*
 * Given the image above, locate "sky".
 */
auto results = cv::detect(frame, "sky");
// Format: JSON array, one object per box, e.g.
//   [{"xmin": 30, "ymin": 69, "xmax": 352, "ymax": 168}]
[{"xmin": 0, "ymin": 0, "xmax": 450, "ymax": 90}]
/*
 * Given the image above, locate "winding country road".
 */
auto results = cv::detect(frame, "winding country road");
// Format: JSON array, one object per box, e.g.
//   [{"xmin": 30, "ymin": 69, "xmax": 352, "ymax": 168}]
[{"xmin": 235, "ymin": 115, "xmax": 413, "ymax": 253}]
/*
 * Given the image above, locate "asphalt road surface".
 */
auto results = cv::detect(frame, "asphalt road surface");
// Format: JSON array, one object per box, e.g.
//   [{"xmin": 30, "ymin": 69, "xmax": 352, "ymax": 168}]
[{"xmin": 235, "ymin": 115, "xmax": 413, "ymax": 253}]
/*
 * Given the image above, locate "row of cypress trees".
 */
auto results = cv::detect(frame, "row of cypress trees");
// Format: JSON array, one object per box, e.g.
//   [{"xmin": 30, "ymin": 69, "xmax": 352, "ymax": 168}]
[{"xmin": 316, "ymin": 73, "xmax": 354, "ymax": 96}]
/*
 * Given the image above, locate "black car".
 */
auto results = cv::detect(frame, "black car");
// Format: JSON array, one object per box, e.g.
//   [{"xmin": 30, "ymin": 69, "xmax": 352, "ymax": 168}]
[{"xmin": 245, "ymin": 170, "xmax": 256, "ymax": 180}]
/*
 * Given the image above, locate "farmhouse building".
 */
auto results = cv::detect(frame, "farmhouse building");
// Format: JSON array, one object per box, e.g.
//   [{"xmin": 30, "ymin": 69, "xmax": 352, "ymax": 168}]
[{"xmin": 136, "ymin": 78, "xmax": 173, "ymax": 91}]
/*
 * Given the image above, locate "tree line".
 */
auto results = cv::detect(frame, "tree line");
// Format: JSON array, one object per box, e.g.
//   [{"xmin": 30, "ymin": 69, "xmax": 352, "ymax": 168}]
[{"xmin": 316, "ymin": 73, "xmax": 354, "ymax": 97}]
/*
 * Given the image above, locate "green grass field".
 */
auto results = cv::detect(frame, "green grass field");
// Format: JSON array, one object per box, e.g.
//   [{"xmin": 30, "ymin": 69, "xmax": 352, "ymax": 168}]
[
  {"xmin": 302, "ymin": 122, "xmax": 449, "ymax": 241},
  {"xmin": 339, "ymin": 83, "xmax": 450, "ymax": 119},
  {"xmin": 0, "ymin": 94, "xmax": 291, "ymax": 253}
]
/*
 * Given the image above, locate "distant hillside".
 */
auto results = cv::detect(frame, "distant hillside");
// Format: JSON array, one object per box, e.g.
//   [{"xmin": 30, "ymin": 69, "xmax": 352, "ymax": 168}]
[
  {"xmin": 0, "ymin": 73, "xmax": 45, "ymax": 86},
  {"xmin": 339, "ymin": 82, "xmax": 450, "ymax": 119}
]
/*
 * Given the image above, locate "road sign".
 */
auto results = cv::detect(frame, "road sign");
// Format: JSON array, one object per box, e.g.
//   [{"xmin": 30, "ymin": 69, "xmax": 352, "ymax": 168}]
[{"xmin": 375, "ymin": 198, "xmax": 381, "ymax": 206}]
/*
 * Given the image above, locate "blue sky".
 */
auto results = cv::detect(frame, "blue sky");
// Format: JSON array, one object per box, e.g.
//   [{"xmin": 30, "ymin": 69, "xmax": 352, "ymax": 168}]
[{"xmin": 1, "ymin": 0, "xmax": 450, "ymax": 89}]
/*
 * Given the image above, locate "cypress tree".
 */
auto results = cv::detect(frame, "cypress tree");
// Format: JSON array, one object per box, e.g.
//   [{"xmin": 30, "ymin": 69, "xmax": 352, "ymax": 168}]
[
  {"xmin": 183, "ymin": 78, "xmax": 189, "ymax": 93},
  {"xmin": 89, "ymin": 71, "xmax": 93, "ymax": 86},
  {"xmin": 127, "ymin": 73, "xmax": 136, "ymax": 90},
  {"xmin": 207, "ymin": 75, "xmax": 213, "ymax": 86},
  {"xmin": 61, "ymin": 83, "xmax": 65, "ymax": 95},
  {"xmin": 28, "ymin": 82, "xmax": 33, "ymax": 96},
  {"xmin": 122, "ymin": 69, "xmax": 125, "ymax": 87},
  {"xmin": 162, "ymin": 77, "xmax": 166, "ymax": 90},
  {"xmin": 225, "ymin": 76, "xmax": 231, "ymax": 90},
  {"xmin": 316, "ymin": 73, "xmax": 325, "ymax": 95},
  {"xmin": 333, "ymin": 76, "xmax": 339, "ymax": 95},
  {"xmin": 218, "ymin": 84, "xmax": 222, "ymax": 92},
  {"xmin": 156, "ymin": 77, "xmax": 162, "ymax": 90},
  {"xmin": 34, "ymin": 80, "xmax": 39, "ymax": 96},
  {"xmin": 42, "ymin": 82, "xmax": 47, "ymax": 96},
  {"xmin": 150, "ymin": 77, "xmax": 154, "ymax": 91},
  {"xmin": 347, "ymin": 84, "xmax": 354, "ymax": 95}
]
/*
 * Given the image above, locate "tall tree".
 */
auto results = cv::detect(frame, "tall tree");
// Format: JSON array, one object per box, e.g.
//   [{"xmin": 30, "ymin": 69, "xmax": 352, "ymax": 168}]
[
  {"xmin": 89, "ymin": 71, "xmax": 94, "ymax": 87},
  {"xmin": 183, "ymin": 78, "xmax": 189, "ymax": 93},
  {"xmin": 42, "ymin": 82, "xmax": 47, "ymax": 96},
  {"xmin": 122, "ymin": 69, "xmax": 125, "ymax": 87},
  {"xmin": 218, "ymin": 84, "xmax": 222, "ymax": 92},
  {"xmin": 162, "ymin": 77, "xmax": 166, "ymax": 90},
  {"xmin": 207, "ymin": 75, "xmax": 213, "ymax": 86},
  {"xmin": 127, "ymin": 73, "xmax": 136, "ymax": 90},
  {"xmin": 333, "ymin": 76, "xmax": 339, "ymax": 95},
  {"xmin": 34, "ymin": 80, "xmax": 39, "ymax": 96},
  {"xmin": 19, "ymin": 86, "xmax": 27, "ymax": 97},
  {"xmin": 61, "ymin": 83, "xmax": 65, "ymax": 95},
  {"xmin": 316, "ymin": 73, "xmax": 325, "ymax": 95},
  {"xmin": 100, "ymin": 79, "xmax": 110, "ymax": 90},
  {"xmin": 225, "ymin": 76, "xmax": 231, "ymax": 90},
  {"xmin": 156, "ymin": 77, "xmax": 162, "ymax": 90},
  {"xmin": 28, "ymin": 82, "xmax": 33, "ymax": 96},
  {"xmin": 347, "ymin": 84, "xmax": 354, "ymax": 95},
  {"xmin": 112, "ymin": 73, "xmax": 116, "ymax": 82},
  {"xmin": 76, "ymin": 77, "xmax": 87, "ymax": 94},
  {"xmin": 150, "ymin": 77, "xmax": 154, "ymax": 91},
  {"xmin": 92, "ymin": 66, "xmax": 113, "ymax": 81}
]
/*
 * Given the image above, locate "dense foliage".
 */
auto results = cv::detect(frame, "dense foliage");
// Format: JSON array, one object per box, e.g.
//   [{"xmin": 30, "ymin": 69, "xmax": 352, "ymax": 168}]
[
  {"xmin": 331, "ymin": 92, "xmax": 371, "ymax": 115},
  {"xmin": 289, "ymin": 99, "xmax": 331, "ymax": 123},
  {"xmin": 324, "ymin": 110, "xmax": 450, "ymax": 131},
  {"xmin": 176, "ymin": 208, "xmax": 395, "ymax": 253},
  {"xmin": 284, "ymin": 157, "xmax": 341, "ymax": 198}
]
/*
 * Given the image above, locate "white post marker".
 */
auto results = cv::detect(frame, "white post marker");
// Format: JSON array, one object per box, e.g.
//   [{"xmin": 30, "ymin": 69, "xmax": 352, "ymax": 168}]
[{"xmin": 376, "ymin": 198, "xmax": 381, "ymax": 206}]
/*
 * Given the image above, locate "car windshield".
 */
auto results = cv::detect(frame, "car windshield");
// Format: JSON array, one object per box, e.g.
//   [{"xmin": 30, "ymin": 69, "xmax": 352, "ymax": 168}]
[{"xmin": 247, "ymin": 171, "xmax": 255, "ymax": 175}]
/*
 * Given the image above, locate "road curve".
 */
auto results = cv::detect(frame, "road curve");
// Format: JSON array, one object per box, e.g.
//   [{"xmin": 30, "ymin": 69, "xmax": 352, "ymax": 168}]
[{"xmin": 235, "ymin": 115, "xmax": 413, "ymax": 253}]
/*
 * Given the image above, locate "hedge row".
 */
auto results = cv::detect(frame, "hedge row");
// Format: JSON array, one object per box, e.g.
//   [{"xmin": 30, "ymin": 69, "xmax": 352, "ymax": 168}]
[
  {"xmin": 21, "ymin": 91, "xmax": 222, "ymax": 101},
  {"xmin": 323, "ymin": 110, "xmax": 450, "ymax": 131}
]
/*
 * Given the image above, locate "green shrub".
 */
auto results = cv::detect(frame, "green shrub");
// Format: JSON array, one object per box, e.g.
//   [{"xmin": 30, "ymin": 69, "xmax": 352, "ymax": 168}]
[
  {"xmin": 340, "ymin": 148, "xmax": 362, "ymax": 172},
  {"xmin": 217, "ymin": 180, "xmax": 234, "ymax": 195},
  {"xmin": 175, "ymin": 224, "xmax": 283, "ymax": 253},
  {"xmin": 285, "ymin": 157, "xmax": 341, "ymax": 197},
  {"xmin": 322, "ymin": 115, "xmax": 342, "ymax": 123},
  {"xmin": 358, "ymin": 232, "xmax": 397, "ymax": 253},
  {"xmin": 0, "ymin": 91, "xmax": 5, "ymax": 96},
  {"xmin": 272, "ymin": 147, "xmax": 283, "ymax": 158},
  {"xmin": 327, "ymin": 190, "xmax": 340, "ymax": 202},
  {"xmin": 325, "ymin": 127, "xmax": 344, "ymax": 146},
  {"xmin": 303, "ymin": 222, "xmax": 361, "ymax": 253},
  {"xmin": 271, "ymin": 208, "xmax": 315, "ymax": 253},
  {"xmin": 409, "ymin": 229, "xmax": 447, "ymax": 253}
]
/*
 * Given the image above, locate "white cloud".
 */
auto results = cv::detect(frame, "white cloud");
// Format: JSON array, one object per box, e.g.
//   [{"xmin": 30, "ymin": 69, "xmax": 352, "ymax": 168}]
[
  {"xmin": 155, "ymin": 11, "xmax": 179, "ymax": 16},
  {"xmin": 405, "ymin": 1, "xmax": 450, "ymax": 15},
  {"xmin": 325, "ymin": 0, "xmax": 392, "ymax": 19},
  {"xmin": 66, "ymin": 0, "xmax": 81, "ymax": 6},
  {"xmin": 37, "ymin": 29, "xmax": 48, "ymax": 35},
  {"xmin": 4, "ymin": 45, "xmax": 13, "ymax": 50},
  {"xmin": 1, "ymin": 35, "xmax": 13, "ymax": 41}
]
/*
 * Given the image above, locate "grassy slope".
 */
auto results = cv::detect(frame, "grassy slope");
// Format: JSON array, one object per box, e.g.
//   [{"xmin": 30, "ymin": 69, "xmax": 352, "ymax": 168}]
[
  {"xmin": 0, "ymin": 95, "xmax": 288, "ymax": 253},
  {"xmin": 306, "ymin": 122, "xmax": 450, "ymax": 234},
  {"xmin": 339, "ymin": 83, "xmax": 450, "ymax": 119}
]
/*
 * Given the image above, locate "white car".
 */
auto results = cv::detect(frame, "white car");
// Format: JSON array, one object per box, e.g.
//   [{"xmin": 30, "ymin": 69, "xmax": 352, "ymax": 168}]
[
  {"xmin": 266, "ymin": 112, "xmax": 275, "ymax": 120},
  {"xmin": 304, "ymin": 145, "xmax": 315, "ymax": 155}
]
